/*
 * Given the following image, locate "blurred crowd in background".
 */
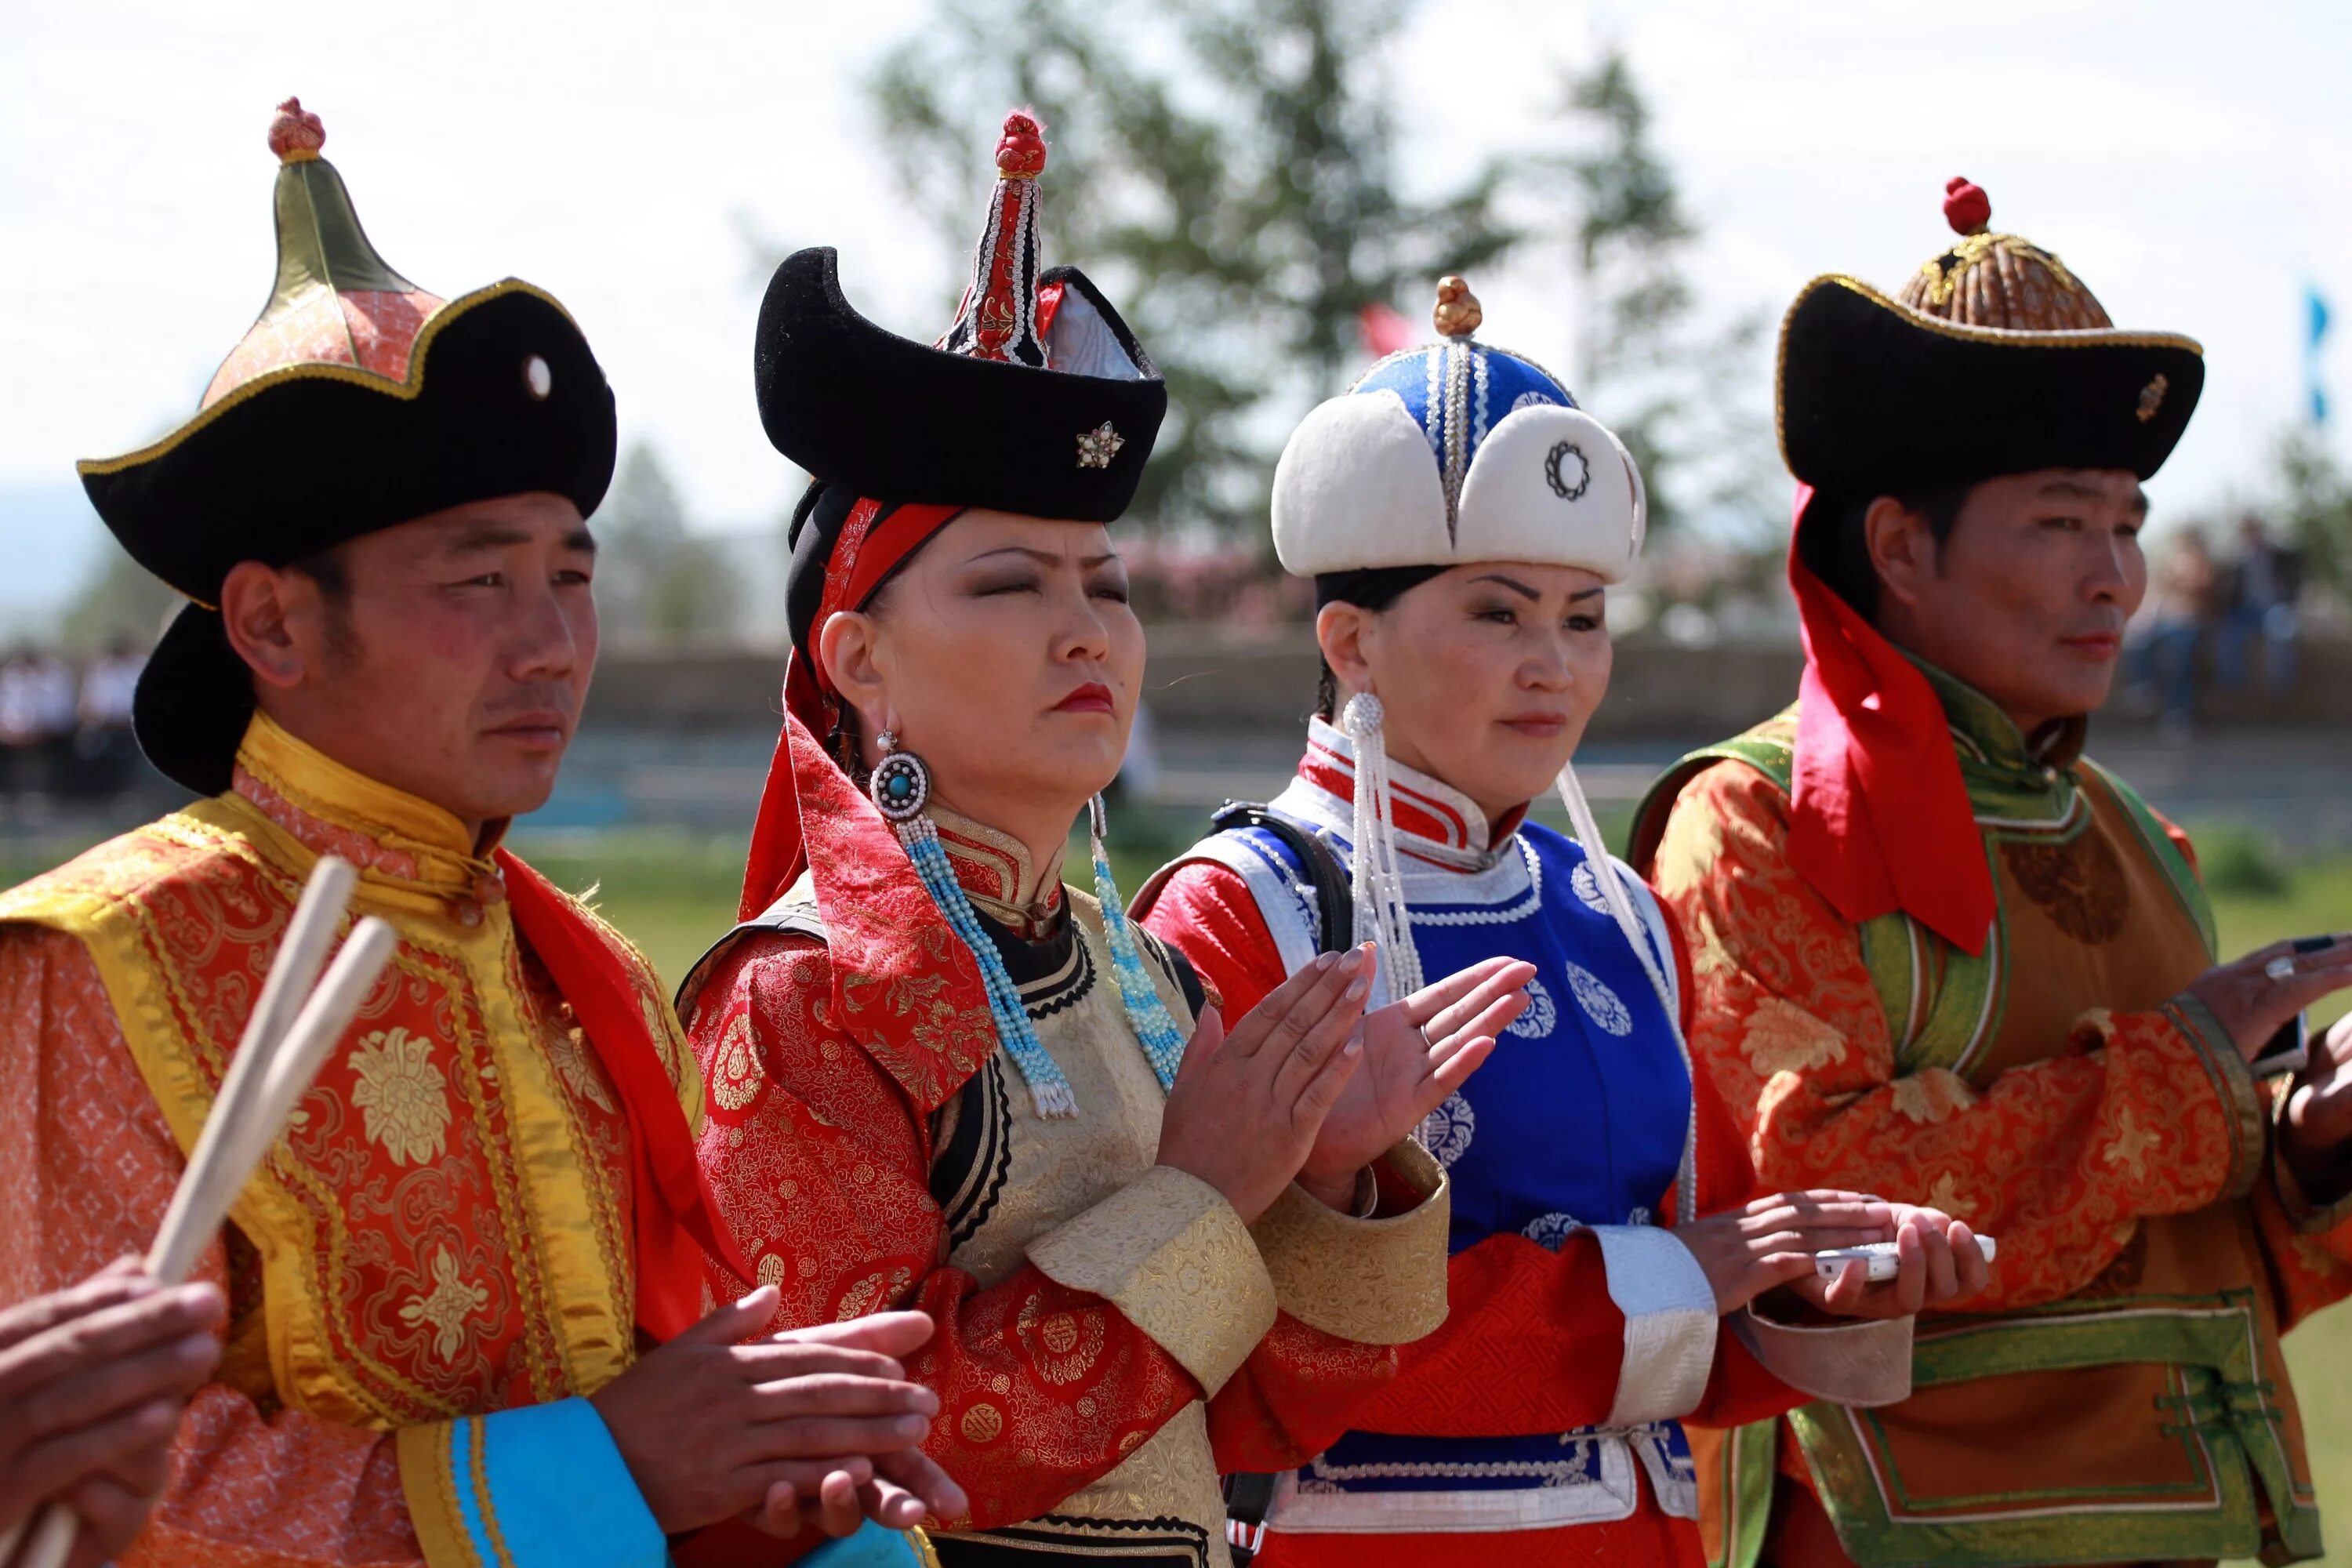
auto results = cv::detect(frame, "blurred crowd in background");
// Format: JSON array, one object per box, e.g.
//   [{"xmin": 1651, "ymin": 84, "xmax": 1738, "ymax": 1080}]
[{"xmin": 0, "ymin": 638, "xmax": 151, "ymax": 811}]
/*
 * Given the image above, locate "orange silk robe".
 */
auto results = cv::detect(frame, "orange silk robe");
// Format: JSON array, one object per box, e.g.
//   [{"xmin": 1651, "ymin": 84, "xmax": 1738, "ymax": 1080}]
[
  {"xmin": 682, "ymin": 807, "xmax": 1451, "ymax": 1566},
  {"xmin": 0, "ymin": 715, "xmax": 694, "ymax": 1568},
  {"xmin": 1632, "ymin": 668, "xmax": 2352, "ymax": 1567}
]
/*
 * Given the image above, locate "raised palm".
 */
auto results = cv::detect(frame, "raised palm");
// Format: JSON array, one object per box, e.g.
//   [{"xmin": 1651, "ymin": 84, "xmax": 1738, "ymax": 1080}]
[{"xmin": 1300, "ymin": 953, "xmax": 1534, "ymax": 1193}]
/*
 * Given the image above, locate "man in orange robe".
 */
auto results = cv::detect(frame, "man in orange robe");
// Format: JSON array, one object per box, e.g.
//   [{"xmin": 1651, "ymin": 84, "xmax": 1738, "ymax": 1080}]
[
  {"xmin": 0, "ymin": 100, "xmax": 957, "ymax": 1568},
  {"xmin": 1632, "ymin": 180, "xmax": 2352, "ymax": 1566}
]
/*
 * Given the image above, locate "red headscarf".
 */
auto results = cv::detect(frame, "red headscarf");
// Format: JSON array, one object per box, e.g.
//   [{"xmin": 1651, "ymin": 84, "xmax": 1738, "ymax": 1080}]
[
  {"xmin": 1785, "ymin": 484, "xmax": 1995, "ymax": 955},
  {"xmin": 741, "ymin": 497, "xmax": 963, "ymax": 920}
]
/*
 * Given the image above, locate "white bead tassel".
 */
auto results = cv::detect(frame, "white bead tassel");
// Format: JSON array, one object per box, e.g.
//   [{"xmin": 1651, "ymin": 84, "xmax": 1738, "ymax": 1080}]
[
  {"xmin": 1555, "ymin": 760, "xmax": 1697, "ymax": 1227},
  {"xmin": 1341, "ymin": 693, "xmax": 1425, "ymax": 998}
]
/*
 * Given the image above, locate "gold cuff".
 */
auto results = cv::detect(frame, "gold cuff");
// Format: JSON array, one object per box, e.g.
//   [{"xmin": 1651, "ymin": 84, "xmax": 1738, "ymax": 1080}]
[
  {"xmin": 2168, "ymin": 994, "xmax": 2266, "ymax": 1202},
  {"xmin": 1026, "ymin": 1165, "xmax": 1276, "ymax": 1397},
  {"xmin": 1249, "ymin": 1139, "xmax": 1450, "ymax": 1345}
]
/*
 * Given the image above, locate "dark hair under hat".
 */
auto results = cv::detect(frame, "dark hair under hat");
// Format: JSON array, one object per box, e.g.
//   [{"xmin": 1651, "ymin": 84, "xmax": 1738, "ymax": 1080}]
[{"xmin": 76, "ymin": 99, "xmax": 618, "ymax": 796}]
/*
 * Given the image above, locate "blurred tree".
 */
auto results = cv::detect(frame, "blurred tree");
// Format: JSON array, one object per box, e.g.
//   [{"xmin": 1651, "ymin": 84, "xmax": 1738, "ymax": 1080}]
[
  {"xmin": 594, "ymin": 440, "xmax": 743, "ymax": 646},
  {"xmin": 862, "ymin": 0, "xmax": 1519, "ymax": 535},
  {"xmin": 1548, "ymin": 49, "xmax": 1777, "ymax": 542},
  {"xmin": 60, "ymin": 546, "xmax": 179, "ymax": 655},
  {"xmin": 2274, "ymin": 426, "xmax": 2352, "ymax": 599}
]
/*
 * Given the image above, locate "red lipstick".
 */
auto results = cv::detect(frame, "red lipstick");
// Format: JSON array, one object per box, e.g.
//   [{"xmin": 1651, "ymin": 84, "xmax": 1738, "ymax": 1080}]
[{"xmin": 1054, "ymin": 682, "xmax": 1116, "ymax": 715}]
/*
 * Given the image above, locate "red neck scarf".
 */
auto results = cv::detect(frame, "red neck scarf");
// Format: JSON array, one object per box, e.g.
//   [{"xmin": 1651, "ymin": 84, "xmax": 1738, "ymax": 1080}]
[
  {"xmin": 496, "ymin": 851, "xmax": 753, "ymax": 1339},
  {"xmin": 1786, "ymin": 484, "xmax": 1995, "ymax": 955}
]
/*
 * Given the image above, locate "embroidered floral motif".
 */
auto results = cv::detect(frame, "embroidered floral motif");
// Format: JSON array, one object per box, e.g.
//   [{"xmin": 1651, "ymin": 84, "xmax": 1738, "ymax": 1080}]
[
  {"xmin": 1889, "ymin": 1069, "xmax": 1976, "ymax": 1126},
  {"xmin": 1523, "ymin": 1211, "xmax": 1584, "ymax": 1251},
  {"xmin": 1570, "ymin": 861, "xmax": 1614, "ymax": 916},
  {"xmin": 347, "ymin": 1028, "xmax": 452, "ymax": 1166},
  {"xmin": 1415, "ymin": 1091, "xmax": 1476, "ymax": 1167},
  {"xmin": 711, "ymin": 1011, "xmax": 764, "ymax": 1112},
  {"xmin": 1506, "ymin": 976, "xmax": 1558, "ymax": 1039},
  {"xmin": 1563, "ymin": 963, "xmax": 1631, "ymax": 1036},
  {"xmin": 398, "ymin": 1245, "xmax": 490, "ymax": 1363},
  {"xmin": 1741, "ymin": 996, "xmax": 1847, "ymax": 1076},
  {"xmin": 546, "ymin": 1028, "xmax": 618, "ymax": 1114},
  {"xmin": 2103, "ymin": 1107, "xmax": 2160, "ymax": 1181},
  {"xmin": 2002, "ymin": 831, "xmax": 2129, "ymax": 946}
]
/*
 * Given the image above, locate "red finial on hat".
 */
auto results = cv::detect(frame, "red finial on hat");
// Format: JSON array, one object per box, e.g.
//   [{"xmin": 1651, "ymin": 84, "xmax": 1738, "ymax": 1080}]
[
  {"xmin": 1942, "ymin": 176, "xmax": 1991, "ymax": 237},
  {"xmin": 996, "ymin": 109, "xmax": 1047, "ymax": 180},
  {"xmin": 268, "ymin": 97, "xmax": 326, "ymax": 163}
]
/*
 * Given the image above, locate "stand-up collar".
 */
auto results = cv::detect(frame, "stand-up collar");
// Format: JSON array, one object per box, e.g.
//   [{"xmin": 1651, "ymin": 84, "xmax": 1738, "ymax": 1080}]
[
  {"xmin": 1905, "ymin": 654, "xmax": 2089, "ymax": 826},
  {"xmin": 930, "ymin": 802, "xmax": 1066, "ymax": 941},
  {"xmin": 231, "ymin": 712, "xmax": 508, "ymax": 921},
  {"xmin": 1289, "ymin": 717, "xmax": 1524, "ymax": 872}
]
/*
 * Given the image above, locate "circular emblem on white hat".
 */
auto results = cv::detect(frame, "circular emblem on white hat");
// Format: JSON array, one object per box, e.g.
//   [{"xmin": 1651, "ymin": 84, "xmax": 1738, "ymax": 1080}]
[
  {"xmin": 1544, "ymin": 441, "xmax": 1590, "ymax": 500},
  {"xmin": 522, "ymin": 354, "xmax": 554, "ymax": 401}
]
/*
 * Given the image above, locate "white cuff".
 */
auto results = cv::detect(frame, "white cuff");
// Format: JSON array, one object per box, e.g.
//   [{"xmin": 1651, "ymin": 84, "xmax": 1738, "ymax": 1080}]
[{"xmin": 1596, "ymin": 1225, "xmax": 1718, "ymax": 1426}]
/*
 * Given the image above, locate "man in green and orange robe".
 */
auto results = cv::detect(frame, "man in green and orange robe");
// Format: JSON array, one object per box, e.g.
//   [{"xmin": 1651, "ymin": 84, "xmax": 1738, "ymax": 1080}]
[{"xmin": 1632, "ymin": 179, "xmax": 2352, "ymax": 1566}]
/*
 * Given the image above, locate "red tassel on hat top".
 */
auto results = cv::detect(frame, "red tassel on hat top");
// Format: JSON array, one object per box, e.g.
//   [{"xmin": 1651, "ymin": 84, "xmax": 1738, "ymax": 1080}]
[
  {"xmin": 269, "ymin": 96, "xmax": 326, "ymax": 163},
  {"xmin": 939, "ymin": 109, "xmax": 1051, "ymax": 368},
  {"xmin": 1943, "ymin": 176, "xmax": 1991, "ymax": 237}
]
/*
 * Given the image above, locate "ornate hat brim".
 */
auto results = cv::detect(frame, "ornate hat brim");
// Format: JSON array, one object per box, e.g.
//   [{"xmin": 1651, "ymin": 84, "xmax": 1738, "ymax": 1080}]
[
  {"xmin": 753, "ymin": 247, "xmax": 1166, "ymax": 523},
  {"xmin": 1776, "ymin": 274, "xmax": 2204, "ymax": 499},
  {"xmin": 80, "ymin": 281, "xmax": 617, "ymax": 601}
]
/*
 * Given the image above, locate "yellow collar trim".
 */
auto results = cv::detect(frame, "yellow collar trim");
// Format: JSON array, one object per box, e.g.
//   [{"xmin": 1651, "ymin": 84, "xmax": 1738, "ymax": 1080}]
[{"xmin": 234, "ymin": 713, "xmax": 504, "ymax": 895}]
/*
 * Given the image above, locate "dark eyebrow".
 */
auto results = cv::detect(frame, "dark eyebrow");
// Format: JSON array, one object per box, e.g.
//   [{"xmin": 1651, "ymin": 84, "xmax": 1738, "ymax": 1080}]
[
  {"xmin": 964, "ymin": 546, "xmax": 1121, "ymax": 568},
  {"xmin": 445, "ymin": 523, "xmax": 597, "ymax": 556},
  {"xmin": 2124, "ymin": 488, "xmax": 2151, "ymax": 517},
  {"xmin": 1469, "ymin": 573, "xmax": 1541, "ymax": 601},
  {"xmin": 1567, "ymin": 586, "xmax": 1604, "ymax": 602},
  {"xmin": 2034, "ymin": 478, "xmax": 2113, "ymax": 502}
]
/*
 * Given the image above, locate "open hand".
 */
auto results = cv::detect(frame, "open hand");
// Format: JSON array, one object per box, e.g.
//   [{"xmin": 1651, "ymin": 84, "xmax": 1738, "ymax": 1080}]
[
  {"xmin": 2186, "ymin": 935, "xmax": 2352, "ymax": 1063},
  {"xmin": 1298, "ymin": 954, "xmax": 1535, "ymax": 1203},
  {"xmin": 1156, "ymin": 946, "xmax": 1373, "ymax": 1224}
]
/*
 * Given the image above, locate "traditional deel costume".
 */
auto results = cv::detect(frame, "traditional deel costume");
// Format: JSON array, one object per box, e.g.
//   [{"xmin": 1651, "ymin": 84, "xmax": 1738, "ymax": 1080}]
[
  {"xmin": 1629, "ymin": 180, "xmax": 2352, "ymax": 1566},
  {"xmin": 1133, "ymin": 282, "xmax": 1913, "ymax": 1568},
  {"xmin": 0, "ymin": 100, "xmax": 753, "ymax": 1568},
  {"xmin": 675, "ymin": 113, "xmax": 1452, "ymax": 1568}
]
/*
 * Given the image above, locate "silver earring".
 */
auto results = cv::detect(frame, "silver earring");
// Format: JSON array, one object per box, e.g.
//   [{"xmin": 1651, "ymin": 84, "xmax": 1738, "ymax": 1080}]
[{"xmin": 869, "ymin": 730, "xmax": 931, "ymax": 824}]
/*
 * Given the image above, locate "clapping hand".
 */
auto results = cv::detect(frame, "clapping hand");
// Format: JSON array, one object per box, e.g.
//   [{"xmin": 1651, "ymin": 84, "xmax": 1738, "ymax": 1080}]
[{"xmin": 1295, "ymin": 954, "xmax": 1535, "ymax": 1208}]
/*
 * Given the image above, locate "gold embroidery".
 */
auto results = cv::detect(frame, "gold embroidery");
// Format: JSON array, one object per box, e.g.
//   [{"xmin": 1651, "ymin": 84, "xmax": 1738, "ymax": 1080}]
[
  {"xmin": 545, "ymin": 1028, "xmax": 618, "ymax": 1114},
  {"xmin": 2137, "ymin": 372, "xmax": 2169, "ymax": 422},
  {"xmin": 401, "ymin": 1246, "xmax": 492, "ymax": 1363},
  {"xmin": 348, "ymin": 1027, "xmax": 455, "ymax": 1165},
  {"xmin": 961, "ymin": 1403, "xmax": 1005, "ymax": 1443},
  {"xmin": 1924, "ymin": 1171, "xmax": 1967, "ymax": 1218},
  {"xmin": 1889, "ymin": 1071, "xmax": 1976, "ymax": 1126},
  {"xmin": 2103, "ymin": 1108, "xmax": 2160, "ymax": 1182},
  {"xmin": 711, "ymin": 1012, "xmax": 763, "ymax": 1111},
  {"xmin": 1743, "ymin": 996, "xmax": 1847, "ymax": 1076},
  {"xmin": 1248, "ymin": 1138, "xmax": 1449, "ymax": 1345}
]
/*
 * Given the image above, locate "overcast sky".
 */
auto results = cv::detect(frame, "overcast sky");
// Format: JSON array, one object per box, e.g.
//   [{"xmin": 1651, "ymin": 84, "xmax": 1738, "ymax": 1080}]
[{"xmin": 5, "ymin": 0, "xmax": 2343, "ymax": 550}]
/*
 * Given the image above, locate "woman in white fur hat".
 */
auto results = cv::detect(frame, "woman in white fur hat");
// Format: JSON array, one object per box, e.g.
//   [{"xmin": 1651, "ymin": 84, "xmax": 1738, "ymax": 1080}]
[{"xmin": 1134, "ymin": 280, "xmax": 1990, "ymax": 1568}]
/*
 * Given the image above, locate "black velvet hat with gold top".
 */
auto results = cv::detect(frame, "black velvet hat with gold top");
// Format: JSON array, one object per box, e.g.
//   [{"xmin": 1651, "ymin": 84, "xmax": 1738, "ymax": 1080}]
[
  {"xmin": 78, "ymin": 98, "xmax": 617, "ymax": 796},
  {"xmin": 1778, "ymin": 176, "xmax": 2205, "ymax": 500}
]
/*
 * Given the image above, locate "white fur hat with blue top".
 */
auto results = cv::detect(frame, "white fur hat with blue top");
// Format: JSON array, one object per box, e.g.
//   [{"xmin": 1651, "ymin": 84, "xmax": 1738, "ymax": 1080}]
[{"xmin": 1272, "ymin": 278, "xmax": 1647, "ymax": 583}]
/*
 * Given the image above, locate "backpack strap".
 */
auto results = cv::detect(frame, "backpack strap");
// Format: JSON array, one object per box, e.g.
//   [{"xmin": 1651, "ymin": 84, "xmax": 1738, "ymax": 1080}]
[{"xmin": 1209, "ymin": 801, "xmax": 1356, "ymax": 959}]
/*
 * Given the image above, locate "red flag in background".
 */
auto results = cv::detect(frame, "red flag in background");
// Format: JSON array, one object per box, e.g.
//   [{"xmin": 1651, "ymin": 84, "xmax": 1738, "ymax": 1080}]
[{"xmin": 1359, "ymin": 301, "xmax": 1417, "ymax": 359}]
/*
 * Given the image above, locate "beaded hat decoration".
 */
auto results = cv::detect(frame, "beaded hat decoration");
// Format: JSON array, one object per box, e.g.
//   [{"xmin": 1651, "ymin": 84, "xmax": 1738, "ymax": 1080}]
[{"xmin": 1896, "ymin": 176, "xmax": 2114, "ymax": 332}]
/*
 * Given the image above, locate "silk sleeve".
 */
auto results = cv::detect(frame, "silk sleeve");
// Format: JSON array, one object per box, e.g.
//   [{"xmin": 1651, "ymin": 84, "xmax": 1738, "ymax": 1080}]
[
  {"xmin": 690, "ymin": 934, "xmax": 1269, "ymax": 1528},
  {"xmin": 1645, "ymin": 760, "xmax": 2266, "ymax": 1313},
  {"xmin": 0, "ymin": 924, "xmax": 426, "ymax": 1567}
]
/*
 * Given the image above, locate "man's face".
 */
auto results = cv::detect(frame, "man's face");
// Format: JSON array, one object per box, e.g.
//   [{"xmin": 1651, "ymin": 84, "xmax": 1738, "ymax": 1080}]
[
  {"xmin": 1874, "ymin": 468, "xmax": 2148, "ymax": 734},
  {"xmin": 241, "ymin": 492, "xmax": 597, "ymax": 833}
]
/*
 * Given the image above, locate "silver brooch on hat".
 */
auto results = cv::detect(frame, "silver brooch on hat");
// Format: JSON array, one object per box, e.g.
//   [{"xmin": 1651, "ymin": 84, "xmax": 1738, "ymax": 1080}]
[{"xmin": 1076, "ymin": 421, "xmax": 1123, "ymax": 468}]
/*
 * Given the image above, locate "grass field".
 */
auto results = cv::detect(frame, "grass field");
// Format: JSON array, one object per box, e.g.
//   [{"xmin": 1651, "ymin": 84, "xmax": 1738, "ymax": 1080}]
[{"xmin": 6, "ymin": 813, "xmax": 2350, "ymax": 1555}]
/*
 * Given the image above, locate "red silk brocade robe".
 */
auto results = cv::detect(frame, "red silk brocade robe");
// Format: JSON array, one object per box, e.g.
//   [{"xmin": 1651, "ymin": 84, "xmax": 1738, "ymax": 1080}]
[
  {"xmin": 683, "ymin": 803, "xmax": 1451, "ymax": 1567},
  {"xmin": 1137, "ymin": 722, "xmax": 1914, "ymax": 1568},
  {"xmin": 0, "ymin": 714, "xmax": 700, "ymax": 1568},
  {"xmin": 1632, "ymin": 666, "xmax": 2352, "ymax": 1568}
]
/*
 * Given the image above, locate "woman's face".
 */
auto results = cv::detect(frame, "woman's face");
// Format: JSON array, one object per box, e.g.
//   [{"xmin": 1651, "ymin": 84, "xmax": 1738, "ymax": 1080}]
[
  {"xmin": 1319, "ymin": 561, "xmax": 1613, "ymax": 826},
  {"xmin": 819, "ymin": 509, "xmax": 1143, "ymax": 829}
]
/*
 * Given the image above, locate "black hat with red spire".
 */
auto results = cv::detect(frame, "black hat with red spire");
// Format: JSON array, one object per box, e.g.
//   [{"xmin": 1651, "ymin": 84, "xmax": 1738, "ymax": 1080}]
[
  {"xmin": 759, "ymin": 111, "xmax": 1167, "ymax": 673},
  {"xmin": 78, "ymin": 97, "xmax": 618, "ymax": 795}
]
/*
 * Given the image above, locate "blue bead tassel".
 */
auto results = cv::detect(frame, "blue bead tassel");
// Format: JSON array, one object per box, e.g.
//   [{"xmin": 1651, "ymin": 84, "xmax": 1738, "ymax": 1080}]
[
  {"xmin": 1091, "ymin": 835, "xmax": 1186, "ymax": 1091},
  {"xmin": 894, "ymin": 814, "xmax": 1080, "ymax": 1119}
]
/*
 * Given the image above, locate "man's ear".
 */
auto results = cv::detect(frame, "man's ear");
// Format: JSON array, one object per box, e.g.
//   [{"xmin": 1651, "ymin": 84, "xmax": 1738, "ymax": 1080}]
[
  {"xmin": 219, "ymin": 561, "xmax": 308, "ymax": 690},
  {"xmin": 816, "ymin": 610, "xmax": 891, "ymax": 737},
  {"xmin": 1316, "ymin": 601, "xmax": 1376, "ymax": 697},
  {"xmin": 1863, "ymin": 496, "xmax": 1937, "ymax": 613}
]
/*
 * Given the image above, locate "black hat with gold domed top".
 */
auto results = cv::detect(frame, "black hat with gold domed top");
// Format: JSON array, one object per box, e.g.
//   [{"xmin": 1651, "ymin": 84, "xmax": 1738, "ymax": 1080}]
[
  {"xmin": 78, "ymin": 98, "xmax": 618, "ymax": 796},
  {"xmin": 1777, "ymin": 176, "xmax": 2204, "ymax": 501}
]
